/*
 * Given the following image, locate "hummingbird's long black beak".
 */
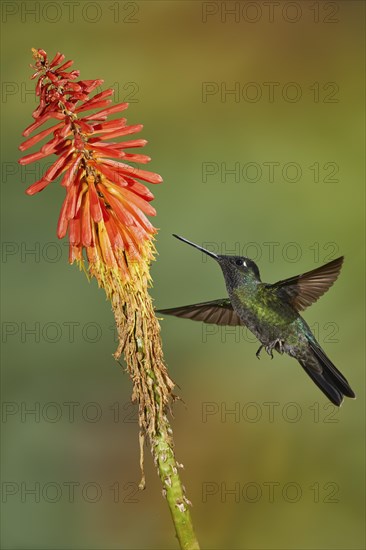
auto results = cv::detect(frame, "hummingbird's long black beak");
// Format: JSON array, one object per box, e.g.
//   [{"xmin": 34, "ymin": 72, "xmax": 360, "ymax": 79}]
[{"xmin": 172, "ymin": 234, "xmax": 219, "ymax": 259}]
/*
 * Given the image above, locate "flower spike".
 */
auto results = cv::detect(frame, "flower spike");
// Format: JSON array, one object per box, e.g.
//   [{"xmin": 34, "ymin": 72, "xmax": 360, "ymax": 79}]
[
  {"xmin": 19, "ymin": 48, "xmax": 162, "ymax": 287},
  {"xmin": 20, "ymin": 49, "xmax": 199, "ymax": 549}
]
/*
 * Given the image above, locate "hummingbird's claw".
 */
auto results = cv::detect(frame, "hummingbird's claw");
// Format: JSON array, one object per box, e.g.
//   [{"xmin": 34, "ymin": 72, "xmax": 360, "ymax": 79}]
[
  {"xmin": 264, "ymin": 345, "xmax": 274, "ymax": 359},
  {"xmin": 256, "ymin": 345, "xmax": 264, "ymax": 359},
  {"xmin": 275, "ymin": 339, "xmax": 284, "ymax": 354},
  {"xmin": 264, "ymin": 339, "xmax": 284, "ymax": 359}
]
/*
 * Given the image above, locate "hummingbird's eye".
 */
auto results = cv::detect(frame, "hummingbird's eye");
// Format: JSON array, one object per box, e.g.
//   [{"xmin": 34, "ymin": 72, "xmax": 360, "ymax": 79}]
[{"xmin": 235, "ymin": 258, "xmax": 247, "ymax": 267}]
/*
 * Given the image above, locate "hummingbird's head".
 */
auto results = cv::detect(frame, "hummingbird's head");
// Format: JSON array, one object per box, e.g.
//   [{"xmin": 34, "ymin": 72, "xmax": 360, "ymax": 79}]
[
  {"xmin": 172, "ymin": 234, "xmax": 261, "ymax": 287},
  {"xmin": 216, "ymin": 255, "xmax": 261, "ymax": 287}
]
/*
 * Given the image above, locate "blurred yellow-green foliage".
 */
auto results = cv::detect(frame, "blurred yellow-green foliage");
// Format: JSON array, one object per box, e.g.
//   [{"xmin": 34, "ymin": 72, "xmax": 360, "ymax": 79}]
[{"xmin": 1, "ymin": 1, "xmax": 364, "ymax": 549}]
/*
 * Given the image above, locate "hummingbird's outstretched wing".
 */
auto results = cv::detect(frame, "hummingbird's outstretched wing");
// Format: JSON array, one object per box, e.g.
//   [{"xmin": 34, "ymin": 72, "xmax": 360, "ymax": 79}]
[
  {"xmin": 267, "ymin": 256, "xmax": 344, "ymax": 311},
  {"xmin": 157, "ymin": 299, "xmax": 244, "ymax": 326},
  {"xmin": 268, "ymin": 256, "xmax": 344, "ymax": 312}
]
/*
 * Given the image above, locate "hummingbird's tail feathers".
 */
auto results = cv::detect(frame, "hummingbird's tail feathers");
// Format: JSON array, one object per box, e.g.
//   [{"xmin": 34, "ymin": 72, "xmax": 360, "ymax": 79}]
[
  {"xmin": 299, "ymin": 340, "xmax": 355, "ymax": 406},
  {"xmin": 299, "ymin": 360, "xmax": 344, "ymax": 406},
  {"xmin": 308, "ymin": 340, "xmax": 355, "ymax": 399}
]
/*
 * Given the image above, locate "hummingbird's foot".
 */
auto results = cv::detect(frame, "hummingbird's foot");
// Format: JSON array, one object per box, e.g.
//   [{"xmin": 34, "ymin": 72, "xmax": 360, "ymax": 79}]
[
  {"xmin": 256, "ymin": 345, "xmax": 264, "ymax": 359},
  {"xmin": 274, "ymin": 339, "xmax": 284, "ymax": 354},
  {"xmin": 265, "ymin": 344, "xmax": 274, "ymax": 359},
  {"xmin": 265, "ymin": 339, "xmax": 285, "ymax": 359}
]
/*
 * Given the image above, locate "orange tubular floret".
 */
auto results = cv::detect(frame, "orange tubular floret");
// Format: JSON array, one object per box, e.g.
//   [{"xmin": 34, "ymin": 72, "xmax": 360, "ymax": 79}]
[{"xmin": 20, "ymin": 48, "xmax": 162, "ymax": 281}]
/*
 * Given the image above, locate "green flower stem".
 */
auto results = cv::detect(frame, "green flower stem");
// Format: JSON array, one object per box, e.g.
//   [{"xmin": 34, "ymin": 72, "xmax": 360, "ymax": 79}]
[
  {"xmin": 112, "ymin": 280, "xmax": 200, "ymax": 549},
  {"xmin": 154, "ymin": 428, "xmax": 200, "ymax": 550}
]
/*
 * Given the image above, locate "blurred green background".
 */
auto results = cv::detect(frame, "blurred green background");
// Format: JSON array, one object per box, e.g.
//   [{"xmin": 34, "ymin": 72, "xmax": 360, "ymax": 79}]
[{"xmin": 1, "ymin": 1, "xmax": 365, "ymax": 549}]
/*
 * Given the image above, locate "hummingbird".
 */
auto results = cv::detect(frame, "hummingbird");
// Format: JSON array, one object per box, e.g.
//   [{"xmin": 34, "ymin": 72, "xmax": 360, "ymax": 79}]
[{"xmin": 158, "ymin": 235, "xmax": 355, "ymax": 406}]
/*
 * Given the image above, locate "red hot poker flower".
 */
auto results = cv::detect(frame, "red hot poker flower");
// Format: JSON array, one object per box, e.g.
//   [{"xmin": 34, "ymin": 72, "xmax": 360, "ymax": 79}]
[
  {"xmin": 19, "ymin": 49, "xmax": 199, "ymax": 547},
  {"xmin": 19, "ymin": 48, "xmax": 162, "ymax": 284}
]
